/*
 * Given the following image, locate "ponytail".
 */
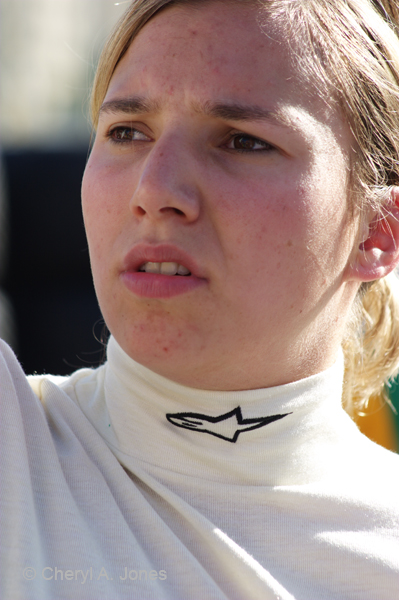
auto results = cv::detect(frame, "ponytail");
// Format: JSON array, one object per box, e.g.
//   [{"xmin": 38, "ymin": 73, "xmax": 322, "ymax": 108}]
[{"xmin": 342, "ymin": 272, "xmax": 399, "ymax": 414}]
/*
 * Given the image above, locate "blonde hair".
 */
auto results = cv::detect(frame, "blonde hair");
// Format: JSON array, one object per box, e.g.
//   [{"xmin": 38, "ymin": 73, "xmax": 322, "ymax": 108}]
[{"xmin": 90, "ymin": 0, "xmax": 399, "ymax": 412}]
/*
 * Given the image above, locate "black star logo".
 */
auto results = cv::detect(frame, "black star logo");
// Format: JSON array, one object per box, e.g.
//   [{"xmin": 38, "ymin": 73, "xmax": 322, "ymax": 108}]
[{"xmin": 166, "ymin": 406, "xmax": 291, "ymax": 443}]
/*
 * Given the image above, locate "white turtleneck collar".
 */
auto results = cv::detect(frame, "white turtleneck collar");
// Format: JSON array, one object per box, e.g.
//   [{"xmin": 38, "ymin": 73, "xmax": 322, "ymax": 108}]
[{"xmin": 69, "ymin": 335, "xmax": 360, "ymax": 488}]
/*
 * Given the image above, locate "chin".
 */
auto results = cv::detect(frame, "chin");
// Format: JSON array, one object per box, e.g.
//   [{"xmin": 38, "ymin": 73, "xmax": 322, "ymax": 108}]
[{"xmin": 115, "ymin": 320, "xmax": 197, "ymax": 368}]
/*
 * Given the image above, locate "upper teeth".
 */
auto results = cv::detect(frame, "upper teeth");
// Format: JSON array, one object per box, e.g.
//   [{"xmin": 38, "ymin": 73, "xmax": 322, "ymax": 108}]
[{"xmin": 140, "ymin": 262, "xmax": 191, "ymax": 276}]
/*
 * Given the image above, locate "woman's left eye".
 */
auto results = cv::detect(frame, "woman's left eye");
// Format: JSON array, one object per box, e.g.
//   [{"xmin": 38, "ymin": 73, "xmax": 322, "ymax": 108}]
[
  {"xmin": 225, "ymin": 133, "xmax": 273, "ymax": 152},
  {"xmin": 107, "ymin": 126, "xmax": 150, "ymax": 143}
]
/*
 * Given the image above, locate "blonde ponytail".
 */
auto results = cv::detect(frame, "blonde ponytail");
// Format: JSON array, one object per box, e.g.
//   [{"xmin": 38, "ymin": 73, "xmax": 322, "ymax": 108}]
[{"xmin": 343, "ymin": 272, "xmax": 399, "ymax": 414}]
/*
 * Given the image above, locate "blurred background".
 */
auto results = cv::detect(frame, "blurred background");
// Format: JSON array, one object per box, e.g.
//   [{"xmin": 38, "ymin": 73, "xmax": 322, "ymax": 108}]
[
  {"xmin": 0, "ymin": 0, "xmax": 398, "ymax": 451},
  {"xmin": 0, "ymin": 0, "xmax": 127, "ymax": 374}
]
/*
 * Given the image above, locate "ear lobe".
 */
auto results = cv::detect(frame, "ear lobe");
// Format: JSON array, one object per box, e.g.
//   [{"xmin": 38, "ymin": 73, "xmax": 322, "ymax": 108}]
[{"xmin": 347, "ymin": 187, "xmax": 399, "ymax": 282}]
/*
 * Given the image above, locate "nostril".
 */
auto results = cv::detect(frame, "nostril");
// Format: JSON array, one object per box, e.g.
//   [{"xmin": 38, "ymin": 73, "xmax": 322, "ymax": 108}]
[
  {"xmin": 135, "ymin": 206, "xmax": 147, "ymax": 217},
  {"xmin": 133, "ymin": 205, "xmax": 186, "ymax": 218},
  {"xmin": 159, "ymin": 206, "xmax": 185, "ymax": 216}
]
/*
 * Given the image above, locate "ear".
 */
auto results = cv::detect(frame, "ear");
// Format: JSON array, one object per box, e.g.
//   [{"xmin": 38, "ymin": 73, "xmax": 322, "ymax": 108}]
[{"xmin": 347, "ymin": 187, "xmax": 399, "ymax": 282}]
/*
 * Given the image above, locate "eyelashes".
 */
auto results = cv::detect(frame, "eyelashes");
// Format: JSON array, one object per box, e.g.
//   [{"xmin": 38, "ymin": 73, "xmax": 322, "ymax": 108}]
[
  {"xmin": 224, "ymin": 133, "xmax": 274, "ymax": 153},
  {"xmin": 106, "ymin": 125, "xmax": 275, "ymax": 154},
  {"xmin": 106, "ymin": 126, "xmax": 151, "ymax": 143}
]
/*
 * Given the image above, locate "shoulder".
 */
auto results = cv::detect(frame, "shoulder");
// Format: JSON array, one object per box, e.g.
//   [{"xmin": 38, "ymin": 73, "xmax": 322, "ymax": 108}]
[
  {"xmin": 0, "ymin": 338, "xmax": 106, "ymax": 436},
  {"xmin": 0, "ymin": 339, "xmax": 113, "ymax": 505},
  {"xmin": 351, "ymin": 428, "xmax": 399, "ymax": 479},
  {"xmin": 318, "ymin": 426, "xmax": 399, "ymax": 521},
  {"xmin": 0, "ymin": 337, "xmax": 93, "ymax": 402},
  {"xmin": 0, "ymin": 338, "xmax": 43, "ymax": 420}
]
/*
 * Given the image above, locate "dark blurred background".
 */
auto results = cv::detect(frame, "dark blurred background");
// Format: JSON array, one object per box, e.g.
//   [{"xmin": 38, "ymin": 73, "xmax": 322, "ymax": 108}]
[
  {"xmin": 0, "ymin": 0, "xmax": 125, "ymax": 374},
  {"xmin": 1, "ymin": 149, "xmax": 106, "ymax": 374}
]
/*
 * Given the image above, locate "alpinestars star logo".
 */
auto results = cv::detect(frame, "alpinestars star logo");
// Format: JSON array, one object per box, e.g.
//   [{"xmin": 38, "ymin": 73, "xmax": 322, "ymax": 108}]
[{"xmin": 166, "ymin": 406, "xmax": 291, "ymax": 443}]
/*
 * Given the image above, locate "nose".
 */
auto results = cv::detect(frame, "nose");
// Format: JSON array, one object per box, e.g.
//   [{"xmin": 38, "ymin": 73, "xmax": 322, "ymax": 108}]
[{"xmin": 129, "ymin": 135, "xmax": 202, "ymax": 223}]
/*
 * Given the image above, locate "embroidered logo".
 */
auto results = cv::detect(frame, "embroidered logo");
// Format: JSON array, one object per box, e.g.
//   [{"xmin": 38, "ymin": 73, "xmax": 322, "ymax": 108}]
[{"xmin": 166, "ymin": 406, "xmax": 291, "ymax": 443}]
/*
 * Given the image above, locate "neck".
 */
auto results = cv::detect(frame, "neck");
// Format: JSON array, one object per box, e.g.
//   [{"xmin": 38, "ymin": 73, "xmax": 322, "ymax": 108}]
[{"xmin": 79, "ymin": 336, "xmax": 357, "ymax": 487}]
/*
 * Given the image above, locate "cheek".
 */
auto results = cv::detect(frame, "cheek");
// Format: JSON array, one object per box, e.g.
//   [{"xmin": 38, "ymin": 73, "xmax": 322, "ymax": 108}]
[
  {"xmin": 211, "ymin": 173, "xmax": 308, "ymax": 255},
  {"xmin": 81, "ymin": 156, "xmax": 130, "ymax": 254},
  {"xmin": 207, "ymin": 179, "xmax": 307, "ymax": 312},
  {"xmin": 210, "ymin": 168, "xmax": 348, "ymax": 313}
]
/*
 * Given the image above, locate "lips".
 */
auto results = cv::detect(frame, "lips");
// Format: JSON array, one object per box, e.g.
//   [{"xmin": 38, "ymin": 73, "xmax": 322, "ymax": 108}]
[{"xmin": 120, "ymin": 243, "xmax": 206, "ymax": 299}]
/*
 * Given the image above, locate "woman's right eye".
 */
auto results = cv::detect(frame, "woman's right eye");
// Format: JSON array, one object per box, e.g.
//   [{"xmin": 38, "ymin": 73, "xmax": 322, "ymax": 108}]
[{"xmin": 107, "ymin": 126, "xmax": 150, "ymax": 144}]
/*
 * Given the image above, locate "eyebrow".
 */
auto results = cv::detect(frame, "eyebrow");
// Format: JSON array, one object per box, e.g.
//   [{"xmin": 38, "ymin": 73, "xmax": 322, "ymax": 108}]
[
  {"xmin": 99, "ymin": 97, "xmax": 161, "ymax": 116},
  {"xmin": 99, "ymin": 96, "xmax": 286, "ymax": 127},
  {"xmin": 196, "ymin": 100, "xmax": 283, "ymax": 124}
]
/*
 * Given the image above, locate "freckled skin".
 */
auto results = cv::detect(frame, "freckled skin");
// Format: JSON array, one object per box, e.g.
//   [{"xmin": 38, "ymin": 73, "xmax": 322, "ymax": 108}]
[{"xmin": 82, "ymin": 2, "xmax": 361, "ymax": 390}]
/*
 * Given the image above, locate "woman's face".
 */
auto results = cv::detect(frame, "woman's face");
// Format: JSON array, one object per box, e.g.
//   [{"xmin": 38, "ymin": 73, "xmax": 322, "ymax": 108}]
[{"xmin": 82, "ymin": 1, "xmax": 358, "ymax": 390}]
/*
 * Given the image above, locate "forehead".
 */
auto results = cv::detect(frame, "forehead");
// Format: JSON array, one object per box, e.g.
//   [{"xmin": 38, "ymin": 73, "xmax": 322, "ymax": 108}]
[
  {"xmin": 132, "ymin": 2, "xmax": 281, "ymax": 68},
  {"xmin": 108, "ymin": 2, "xmax": 296, "ymax": 106},
  {"xmin": 104, "ymin": 1, "xmax": 350, "ymax": 151}
]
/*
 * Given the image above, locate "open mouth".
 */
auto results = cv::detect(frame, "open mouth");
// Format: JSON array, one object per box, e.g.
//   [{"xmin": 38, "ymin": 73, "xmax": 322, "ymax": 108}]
[{"xmin": 138, "ymin": 261, "xmax": 191, "ymax": 276}]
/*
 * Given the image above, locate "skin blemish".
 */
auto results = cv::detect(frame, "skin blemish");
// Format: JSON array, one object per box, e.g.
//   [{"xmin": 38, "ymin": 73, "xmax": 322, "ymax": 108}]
[{"xmin": 287, "ymin": 240, "xmax": 293, "ymax": 247}]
